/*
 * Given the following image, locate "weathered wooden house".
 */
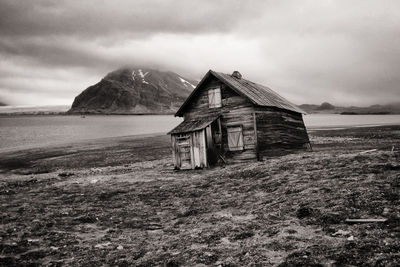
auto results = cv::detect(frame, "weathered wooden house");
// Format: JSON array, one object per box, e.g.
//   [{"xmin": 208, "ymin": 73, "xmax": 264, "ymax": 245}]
[{"xmin": 168, "ymin": 70, "xmax": 310, "ymax": 169}]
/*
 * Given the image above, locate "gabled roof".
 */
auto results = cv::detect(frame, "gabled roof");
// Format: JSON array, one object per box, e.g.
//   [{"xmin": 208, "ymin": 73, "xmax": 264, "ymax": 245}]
[
  {"xmin": 175, "ymin": 70, "xmax": 306, "ymax": 116},
  {"xmin": 168, "ymin": 114, "xmax": 220, "ymax": 135}
]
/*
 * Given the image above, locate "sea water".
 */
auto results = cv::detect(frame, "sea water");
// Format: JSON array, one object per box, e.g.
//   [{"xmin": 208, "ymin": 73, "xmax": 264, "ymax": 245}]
[{"xmin": 1, "ymin": 114, "xmax": 400, "ymax": 152}]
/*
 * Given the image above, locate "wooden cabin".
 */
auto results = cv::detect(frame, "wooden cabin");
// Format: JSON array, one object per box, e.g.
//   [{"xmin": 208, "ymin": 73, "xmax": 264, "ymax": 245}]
[{"xmin": 168, "ymin": 70, "xmax": 310, "ymax": 169}]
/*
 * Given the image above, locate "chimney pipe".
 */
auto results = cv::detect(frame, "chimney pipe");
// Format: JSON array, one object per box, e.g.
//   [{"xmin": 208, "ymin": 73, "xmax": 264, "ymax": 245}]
[{"xmin": 231, "ymin": 71, "xmax": 242, "ymax": 79}]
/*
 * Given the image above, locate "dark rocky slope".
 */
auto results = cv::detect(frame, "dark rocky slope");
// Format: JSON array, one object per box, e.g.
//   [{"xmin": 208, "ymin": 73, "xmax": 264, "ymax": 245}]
[{"xmin": 68, "ymin": 68, "xmax": 197, "ymax": 114}]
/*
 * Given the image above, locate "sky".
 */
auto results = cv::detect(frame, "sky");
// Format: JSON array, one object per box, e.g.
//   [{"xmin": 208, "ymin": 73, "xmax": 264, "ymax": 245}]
[{"xmin": 0, "ymin": 0, "xmax": 399, "ymax": 107}]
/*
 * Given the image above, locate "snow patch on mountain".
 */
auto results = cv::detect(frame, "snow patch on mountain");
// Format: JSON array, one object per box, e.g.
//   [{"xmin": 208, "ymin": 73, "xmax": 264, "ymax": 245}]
[
  {"xmin": 138, "ymin": 69, "xmax": 149, "ymax": 78},
  {"xmin": 179, "ymin": 77, "xmax": 196, "ymax": 88},
  {"xmin": 138, "ymin": 69, "xmax": 150, "ymax": 84}
]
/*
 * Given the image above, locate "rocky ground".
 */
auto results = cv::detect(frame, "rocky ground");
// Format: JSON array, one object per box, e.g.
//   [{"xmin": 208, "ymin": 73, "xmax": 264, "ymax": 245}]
[{"xmin": 0, "ymin": 126, "xmax": 399, "ymax": 266}]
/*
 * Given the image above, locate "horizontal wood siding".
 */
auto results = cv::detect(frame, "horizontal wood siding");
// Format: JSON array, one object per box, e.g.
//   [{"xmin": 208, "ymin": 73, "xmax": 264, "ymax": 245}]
[
  {"xmin": 255, "ymin": 107, "xmax": 309, "ymax": 158},
  {"xmin": 183, "ymin": 77, "xmax": 257, "ymax": 163}
]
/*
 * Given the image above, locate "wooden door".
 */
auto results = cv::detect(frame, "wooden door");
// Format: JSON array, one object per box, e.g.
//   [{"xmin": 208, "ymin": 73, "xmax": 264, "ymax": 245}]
[{"xmin": 177, "ymin": 134, "xmax": 192, "ymax": 169}]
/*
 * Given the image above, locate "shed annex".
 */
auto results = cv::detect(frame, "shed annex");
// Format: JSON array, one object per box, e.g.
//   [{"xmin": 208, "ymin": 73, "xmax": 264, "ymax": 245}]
[{"xmin": 168, "ymin": 70, "xmax": 310, "ymax": 169}]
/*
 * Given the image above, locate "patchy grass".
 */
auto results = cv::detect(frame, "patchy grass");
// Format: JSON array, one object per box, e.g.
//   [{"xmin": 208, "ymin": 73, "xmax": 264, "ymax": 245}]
[{"xmin": 0, "ymin": 126, "xmax": 399, "ymax": 266}]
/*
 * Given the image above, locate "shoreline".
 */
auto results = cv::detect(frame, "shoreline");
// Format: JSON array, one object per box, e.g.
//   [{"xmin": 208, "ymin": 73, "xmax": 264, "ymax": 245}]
[
  {"xmin": 1, "ymin": 111, "xmax": 400, "ymax": 117},
  {"xmin": 0, "ymin": 112, "xmax": 177, "ymax": 117},
  {"xmin": 307, "ymin": 122, "xmax": 400, "ymax": 131},
  {"xmin": 1, "ymin": 124, "xmax": 399, "ymax": 173},
  {"xmin": 1, "ymin": 123, "xmax": 400, "ymax": 154},
  {"xmin": 0, "ymin": 132, "xmax": 167, "ymax": 154}
]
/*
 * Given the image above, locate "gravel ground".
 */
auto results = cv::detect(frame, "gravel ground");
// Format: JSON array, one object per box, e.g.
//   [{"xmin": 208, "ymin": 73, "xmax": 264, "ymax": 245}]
[{"xmin": 0, "ymin": 125, "xmax": 399, "ymax": 266}]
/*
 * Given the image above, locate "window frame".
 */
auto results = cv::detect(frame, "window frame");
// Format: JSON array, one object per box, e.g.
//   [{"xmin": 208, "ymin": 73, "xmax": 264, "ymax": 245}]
[{"xmin": 208, "ymin": 87, "xmax": 222, "ymax": 108}]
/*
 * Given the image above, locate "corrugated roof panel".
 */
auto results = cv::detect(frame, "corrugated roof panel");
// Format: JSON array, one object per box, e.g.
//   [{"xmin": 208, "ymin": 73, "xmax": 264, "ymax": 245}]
[
  {"xmin": 212, "ymin": 71, "xmax": 305, "ymax": 114},
  {"xmin": 168, "ymin": 114, "xmax": 220, "ymax": 134}
]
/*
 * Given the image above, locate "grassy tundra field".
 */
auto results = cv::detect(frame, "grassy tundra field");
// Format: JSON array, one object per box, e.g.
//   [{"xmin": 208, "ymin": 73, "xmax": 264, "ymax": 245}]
[{"xmin": 0, "ymin": 126, "xmax": 399, "ymax": 266}]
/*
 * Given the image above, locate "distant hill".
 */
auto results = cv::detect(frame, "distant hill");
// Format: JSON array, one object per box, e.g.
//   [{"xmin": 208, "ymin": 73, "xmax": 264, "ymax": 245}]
[
  {"xmin": 0, "ymin": 101, "xmax": 7, "ymax": 106},
  {"xmin": 299, "ymin": 102, "xmax": 400, "ymax": 114},
  {"xmin": 68, "ymin": 67, "xmax": 197, "ymax": 114},
  {"xmin": 0, "ymin": 105, "xmax": 70, "ymax": 115},
  {"xmin": 316, "ymin": 102, "xmax": 335, "ymax": 110}
]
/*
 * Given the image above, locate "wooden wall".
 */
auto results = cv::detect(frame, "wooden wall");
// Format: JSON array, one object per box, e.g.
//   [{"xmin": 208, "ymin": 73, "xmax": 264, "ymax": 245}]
[
  {"xmin": 171, "ymin": 129, "xmax": 207, "ymax": 169},
  {"xmin": 255, "ymin": 107, "xmax": 310, "ymax": 158},
  {"xmin": 177, "ymin": 76, "xmax": 310, "ymax": 165},
  {"xmin": 183, "ymin": 77, "xmax": 258, "ymax": 163}
]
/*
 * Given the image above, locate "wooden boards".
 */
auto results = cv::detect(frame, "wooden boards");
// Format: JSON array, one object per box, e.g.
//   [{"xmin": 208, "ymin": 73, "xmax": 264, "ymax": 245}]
[
  {"xmin": 255, "ymin": 107, "xmax": 309, "ymax": 158},
  {"xmin": 171, "ymin": 130, "xmax": 207, "ymax": 169},
  {"xmin": 172, "ymin": 75, "xmax": 310, "ymax": 167}
]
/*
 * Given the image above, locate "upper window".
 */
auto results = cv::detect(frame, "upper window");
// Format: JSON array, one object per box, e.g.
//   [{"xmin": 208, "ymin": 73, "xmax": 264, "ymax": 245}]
[
  {"xmin": 208, "ymin": 87, "xmax": 221, "ymax": 108},
  {"xmin": 227, "ymin": 126, "xmax": 244, "ymax": 151}
]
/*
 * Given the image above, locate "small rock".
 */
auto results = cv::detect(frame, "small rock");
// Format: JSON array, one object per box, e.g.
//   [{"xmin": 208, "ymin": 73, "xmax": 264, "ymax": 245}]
[
  {"xmin": 382, "ymin": 207, "xmax": 390, "ymax": 215},
  {"xmin": 347, "ymin": 235, "xmax": 355, "ymax": 241},
  {"xmin": 95, "ymin": 242, "xmax": 112, "ymax": 249},
  {"xmin": 90, "ymin": 179, "xmax": 98, "ymax": 184},
  {"xmin": 332, "ymin": 230, "xmax": 351, "ymax": 237},
  {"xmin": 117, "ymin": 245, "xmax": 123, "ymax": 250}
]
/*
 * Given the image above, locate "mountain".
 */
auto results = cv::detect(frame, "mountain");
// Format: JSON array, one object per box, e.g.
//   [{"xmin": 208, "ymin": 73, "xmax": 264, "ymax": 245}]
[
  {"xmin": 316, "ymin": 102, "xmax": 335, "ymax": 110},
  {"xmin": 299, "ymin": 102, "xmax": 400, "ymax": 114},
  {"xmin": 299, "ymin": 103, "xmax": 335, "ymax": 113},
  {"xmin": 0, "ymin": 101, "xmax": 7, "ymax": 106},
  {"xmin": 68, "ymin": 67, "xmax": 197, "ymax": 114}
]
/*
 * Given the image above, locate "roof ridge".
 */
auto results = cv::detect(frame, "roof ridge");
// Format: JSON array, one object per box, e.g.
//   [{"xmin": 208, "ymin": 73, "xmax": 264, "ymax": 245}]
[{"xmin": 175, "ymin": 70, "xmax": 306, "ymax": 116}]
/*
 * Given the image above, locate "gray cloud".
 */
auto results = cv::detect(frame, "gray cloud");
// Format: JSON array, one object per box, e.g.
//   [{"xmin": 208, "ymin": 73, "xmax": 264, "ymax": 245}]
[
  {"xmin": 0, "ymin": 0, "xmax": 400, "ymax": 106},
  {"xmin": 0, "ymin": 0, "xmax": 264, "ymax": 37}
]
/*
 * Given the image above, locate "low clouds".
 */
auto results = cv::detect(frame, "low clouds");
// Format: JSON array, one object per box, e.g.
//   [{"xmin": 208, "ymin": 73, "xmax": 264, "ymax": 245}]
[
  {"xmin": 0, "ymin": 0, "xmax": 263, "ymax": 37},
  {"xmin": 0, "ymin": 0, "xmax": 399, "ymax": 106}
]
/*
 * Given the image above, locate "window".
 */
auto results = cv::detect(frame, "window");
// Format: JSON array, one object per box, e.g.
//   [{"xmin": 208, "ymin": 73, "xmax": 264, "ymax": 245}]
[
  {"xmin": 227, "ymin": 126, "xmax": 244, "ymax": 151},
  {"xmin": 208, "ymin": 87, "xmax": 221, "ymax": 108}
]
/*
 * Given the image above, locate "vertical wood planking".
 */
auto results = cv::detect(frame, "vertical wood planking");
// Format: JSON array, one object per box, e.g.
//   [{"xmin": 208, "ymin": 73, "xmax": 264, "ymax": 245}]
[
  {"xmin": 202, "ymin": 129, "xmax": 208, "ymax": 167},
  {"xmin": 189, "ymin": 133, "xmax": 195, "ymax": 169},
  {"xmin": 253, "ymin": 112, "xmax": 259, "ymax": 160},
  {"xmin": 192, "ymin": 131, "xmax": 200, "ymax": 167},
  {"xmin": 171, "ymin": 135, "xmax": 177, "ymax": 168}
]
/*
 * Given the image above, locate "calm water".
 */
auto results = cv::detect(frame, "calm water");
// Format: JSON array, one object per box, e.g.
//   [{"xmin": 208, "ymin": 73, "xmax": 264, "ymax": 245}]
[
  {"xmin": 303, "ymin": 114, "xmax": 400, "ymax": 129},
  {"xmin": 1, "ymin": 114, "xmax": 400, "ymax": 152},
  {"xmin": 0, "ymin": 115, "xmax": 181, "ymax": 152}
]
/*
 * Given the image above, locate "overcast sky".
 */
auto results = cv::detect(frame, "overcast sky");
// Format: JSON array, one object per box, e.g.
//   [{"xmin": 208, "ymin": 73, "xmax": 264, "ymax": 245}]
[{"xmin": 1, "ymin": 0, "xmax": 399, "ymax": 106}]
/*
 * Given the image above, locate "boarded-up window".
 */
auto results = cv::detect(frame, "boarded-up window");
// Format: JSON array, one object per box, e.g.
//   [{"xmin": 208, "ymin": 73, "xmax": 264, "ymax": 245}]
[
  {"xmin": 227, "ymin": 126, "xmax": 244, "ymax": 151},
  {"xmin": 208, "ymin": 87, "xmax": 222, "ymax": 108}
]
